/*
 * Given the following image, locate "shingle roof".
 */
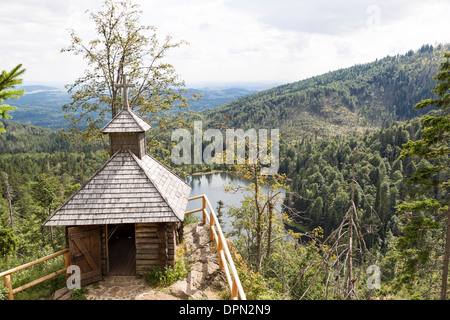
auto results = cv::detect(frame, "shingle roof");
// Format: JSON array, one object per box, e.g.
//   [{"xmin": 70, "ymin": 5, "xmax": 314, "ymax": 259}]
[
  {"xmin": 101, "ymin": 108, "xmax": 151, "ymax": 133},
  {"xmin": 43, "ymin": 149, "xmax": 191, "ymax": 226}
]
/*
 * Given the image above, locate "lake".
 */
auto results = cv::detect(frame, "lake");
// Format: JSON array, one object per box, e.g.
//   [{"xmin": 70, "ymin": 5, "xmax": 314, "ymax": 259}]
[{"xmin": 185, "ymin": 172, "xmax": 285, "ymax": 234}]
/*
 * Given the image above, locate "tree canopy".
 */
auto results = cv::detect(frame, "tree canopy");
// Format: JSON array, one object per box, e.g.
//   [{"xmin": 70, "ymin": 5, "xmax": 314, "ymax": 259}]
[{"xmin": 61, "ymin": 0, "xmax": 200, "ymax": 152}]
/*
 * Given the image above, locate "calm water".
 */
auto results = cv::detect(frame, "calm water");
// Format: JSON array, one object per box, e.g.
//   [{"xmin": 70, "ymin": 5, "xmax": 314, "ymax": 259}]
[{"xmin": 185, "ymin": 172, "xmax": 285, "ymax": 234}]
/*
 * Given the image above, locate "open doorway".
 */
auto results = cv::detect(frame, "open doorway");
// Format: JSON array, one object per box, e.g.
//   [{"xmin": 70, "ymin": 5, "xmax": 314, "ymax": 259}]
[{"xmin": 107, "ymin": 224, "xmax": 136, "ymax": 275}]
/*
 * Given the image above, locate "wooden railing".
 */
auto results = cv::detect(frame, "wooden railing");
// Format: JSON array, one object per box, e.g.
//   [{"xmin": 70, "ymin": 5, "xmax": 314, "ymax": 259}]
[
  {"xmin": 186, "ymin": 194, "xmax": 246, "ymax": 300},
  {"xmin": 0, "ymin": 248, "xmax": 69, "ymax": 300}
]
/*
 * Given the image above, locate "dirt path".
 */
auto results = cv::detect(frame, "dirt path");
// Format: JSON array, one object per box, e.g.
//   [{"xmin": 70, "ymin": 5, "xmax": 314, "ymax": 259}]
[{"xmin": 85, "ymin": 275, "xmax": 177, "ymax": 300}]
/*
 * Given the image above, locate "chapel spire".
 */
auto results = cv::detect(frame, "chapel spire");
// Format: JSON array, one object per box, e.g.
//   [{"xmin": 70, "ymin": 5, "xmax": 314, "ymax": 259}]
[
  {"xmin": 101, "ymin": 74, "xmax": 150, "ymax": 159},
  {"xmin": 114, "ymin": 73, "xmax": 135, "ymax": 110}
]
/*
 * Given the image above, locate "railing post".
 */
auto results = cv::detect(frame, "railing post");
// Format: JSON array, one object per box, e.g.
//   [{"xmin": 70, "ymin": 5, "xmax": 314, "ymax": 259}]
[
  {"xmin": 65, "ymin": 250, "xmax": 70, "ymax": 280},
  {"xmin": 4, "ymin": 274, "xmax": 13, "ymax": 300},
  {"xmin": 209, "ymin": 210, "xmax": 214, "ymax": 241},
  {"xmin": 218, "ymin": 237, "xmax": 224, "ymax": 270},
  {"xmin": 231, "ymin": 277, "xmax": 238, "ymax": 299},
  {"xmin": 202, "ymin": 196, "xmax": 206, "ymax": 225}
]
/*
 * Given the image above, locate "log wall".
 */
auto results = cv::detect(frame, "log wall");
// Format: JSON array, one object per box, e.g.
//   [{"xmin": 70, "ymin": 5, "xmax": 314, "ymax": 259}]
[
  {"xmin": 135, "ymin": 222, "xmax": 176, "ymax": 275},
  {"xmin": 109, "ymin": 132, "xmax": 145, "ymax": 158}
]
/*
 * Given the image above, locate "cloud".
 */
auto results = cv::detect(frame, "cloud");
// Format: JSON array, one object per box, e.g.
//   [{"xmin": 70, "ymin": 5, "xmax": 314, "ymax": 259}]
[
  {"xmin": 1, "ymin": 0, "xmax": 449, "ymax": 86},
  {"xmin": 222, "ymin": 0, "xmax": 426, "ymax": 35},
  {"xmin": 0, "ymin": 0, "xmax": 104, "ymax": 84}
]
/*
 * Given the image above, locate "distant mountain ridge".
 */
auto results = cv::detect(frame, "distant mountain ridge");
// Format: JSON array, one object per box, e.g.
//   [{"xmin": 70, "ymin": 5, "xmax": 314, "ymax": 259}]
[
  {"xmin": 203, "ymin": 43, "xmax": 449, "ymax": 142},
  {"xmin": 5, "ymin": 85, "xmax": 257, "ymax": 129},
  {"xmin": 19, "ymin": 85, "xmax": 63, "ymax": 92},
  {"xmin": 5, "ymin": 44, "xmax": 449, "ymax": 136}
]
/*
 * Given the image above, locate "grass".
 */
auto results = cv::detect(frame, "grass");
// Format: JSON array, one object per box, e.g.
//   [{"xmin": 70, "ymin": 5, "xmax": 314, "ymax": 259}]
[
  {"xmin": 0, "ymin": 254, "xmax": 67, "ymax": 300},
  {"xmin": 71, "ymin": 287, "xmax": 88, "ymax": 300},
  {"xmin": 141, "ymin": 239, "xmax": 190, "ymax": 287}
]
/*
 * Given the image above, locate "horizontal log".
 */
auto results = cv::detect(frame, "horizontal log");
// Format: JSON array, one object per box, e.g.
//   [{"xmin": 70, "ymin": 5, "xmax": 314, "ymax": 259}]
[
  {"xmin": 188, "ymin": 195, "xmax": 204, "ymax": 201},
  {"xmin": 135, "ymin": 243, "xmax": 159, "ymax": 250},
  {"xmin": 185, "ymin": 208, "xmax": 202, "ymax": 215},
  {"xmin": 136, "ymin": 260, "xmax": 160, "ymax": 265},
  {"xmin": 135, "ymin": 227, "xmax": 158, "ymax": 233},
  {"xmin": 136, "ymin": 253, "xmax": 159, "ymax": 260},
  {"xmin": 135, "ymin": 232, "xmax": 158, "ymax": 239},
  {"xmin": 137, "ymin": 245, "xmax": 174, "ymax": 253},
  {"xmin": 135, "ymin": 238, "xmax": 162, "ymax": 244},
  {"xmin": 135, "ymin": 223, "xmax": 159, "ymax": 227},
  {"xmin": 136, "ymin": 261, "xmax": 174, "ymax": 271}
]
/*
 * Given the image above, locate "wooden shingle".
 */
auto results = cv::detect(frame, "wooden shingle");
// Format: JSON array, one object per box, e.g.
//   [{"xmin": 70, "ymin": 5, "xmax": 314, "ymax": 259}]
[
  {"xmin": 101, "ymin": 108, "xmax": 151, "ymax": 133},
  {"xmin": 43, "ymin": 149, "xmax": 191, "ymax": 226}
]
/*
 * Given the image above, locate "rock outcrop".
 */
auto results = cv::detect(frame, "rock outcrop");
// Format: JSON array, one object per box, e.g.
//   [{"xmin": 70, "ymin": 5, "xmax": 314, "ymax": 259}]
[{"xmin": 166, "ymin": 222, "xmax": 227, "ymax": 300}]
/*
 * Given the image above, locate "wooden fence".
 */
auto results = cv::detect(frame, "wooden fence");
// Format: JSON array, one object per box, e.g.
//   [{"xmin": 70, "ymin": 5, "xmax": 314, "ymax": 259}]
[
  {"xmin": 186, "ymin": 194, "xmax": 246, "ymax": 300},
  {"xmin": 0, "ymin": 248, "xmax": 70, "ymax": 300}
]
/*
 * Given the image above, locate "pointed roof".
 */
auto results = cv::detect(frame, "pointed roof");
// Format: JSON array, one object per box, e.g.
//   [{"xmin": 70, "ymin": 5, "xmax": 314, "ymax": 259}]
[
  {"xmin": 43, "ymin": 149, "xmax": 191, "ymax": 226},
  {"xmin": 101, "ymin": 107, "xmax": 151, "ymax": 133},
  {"xmin": 101, "ymin": 74, "xmax": 151, "ymax": 133}
]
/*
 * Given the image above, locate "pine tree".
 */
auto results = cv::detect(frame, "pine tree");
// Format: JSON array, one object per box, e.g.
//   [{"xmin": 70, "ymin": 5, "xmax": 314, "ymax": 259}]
[
  {"xmin": 0, "ymin": 64, "xmax": 26, "ymax": 132},
  {"xmin": 397, "ymin": 52, "xmax": 450, "ymax": 299}
]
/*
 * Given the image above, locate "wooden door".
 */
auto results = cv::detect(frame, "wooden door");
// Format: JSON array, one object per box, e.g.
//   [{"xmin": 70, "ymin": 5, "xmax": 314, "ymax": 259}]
[{"xmin": 68, "ymin": 226, "xmax": 102, "ymax": 286}]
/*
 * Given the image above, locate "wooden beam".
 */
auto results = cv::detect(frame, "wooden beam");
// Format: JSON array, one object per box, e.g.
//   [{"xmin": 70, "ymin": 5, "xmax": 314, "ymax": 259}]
[
  {"xmin": 202, "ymin": 196, "xmax": 206, "ymax": 224},
  {"xmin": 4, "ymin": 275, "xmax": 13, "ymax": 300},
  {"xmin": 184, "ymin": 208, "xmax": 202, "ymax": 215},
  {"xmin": 188, "ymin": 195, "xmax": 204, "ymax": 201}
]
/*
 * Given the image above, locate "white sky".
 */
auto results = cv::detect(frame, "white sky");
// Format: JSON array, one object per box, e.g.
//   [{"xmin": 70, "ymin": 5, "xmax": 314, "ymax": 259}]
[{"xmin": 1, "ymin": 0, "xmax": 449, "ymax": 88}]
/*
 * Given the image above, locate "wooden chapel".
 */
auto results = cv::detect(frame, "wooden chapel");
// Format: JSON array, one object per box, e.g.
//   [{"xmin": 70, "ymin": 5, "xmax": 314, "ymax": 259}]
[{"xmin": 43, "ymin": 75, "xmax": 191, "ymax": 286}]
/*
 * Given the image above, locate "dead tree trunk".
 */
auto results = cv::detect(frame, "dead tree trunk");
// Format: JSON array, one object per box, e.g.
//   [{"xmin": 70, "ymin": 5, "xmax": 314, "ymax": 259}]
[{"xmin": 441, "ymin": 207, "xmax": 450, "ymax": 300}]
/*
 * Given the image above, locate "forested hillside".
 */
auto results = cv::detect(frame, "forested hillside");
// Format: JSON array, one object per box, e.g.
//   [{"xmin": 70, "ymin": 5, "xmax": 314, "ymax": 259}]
[
  {"xmin": 0, "ymin": 121, "xmax": 73, "ymax": 153},
  {"xmin": 280, "ymin": 118, "xmax": 421, "ymax": 244},
  {"xmin": 5, "ymin": 86, "xmax": 256, "ymax": 130},
  {"xmin": 204, "ymin": 44, "xmax": 449, "ymax": 142}
]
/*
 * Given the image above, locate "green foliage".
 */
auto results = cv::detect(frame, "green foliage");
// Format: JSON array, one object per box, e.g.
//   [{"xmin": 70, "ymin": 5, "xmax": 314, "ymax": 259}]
[
  {"xmin": 395, "ymin": 51, "xmax": 450, "ymax": 299},
  {"xmin": 393, "ymin": 216, "xmax": 440, "ymax": 290},
  {"xmin": 0, "ymin": 64, "xmax": 26, "ymax": 132},
  {"xmin": 236, "ymin": 268, "xmax": 282, "ymax": 300},
  {"xmin": 0, "ymin": 248, "xmax": 67, "ymax": 300},
  {"xmin": 143, "ymin": 259, "xmax": 188, "ymax": 287},
  {"xmin": 398, "ymin": 51, "xmax": 450, "ymax": 213},
  {"xmin": 71, "ymin": 287, "xmax": 88, "ymax": 300},
  {"xmin": 183, "ymin": 212, "xmax": 201, "ymax": 226},
  {"xmin": 0, "ymin": 226, "xmax": 17, "ymax": 256}
]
